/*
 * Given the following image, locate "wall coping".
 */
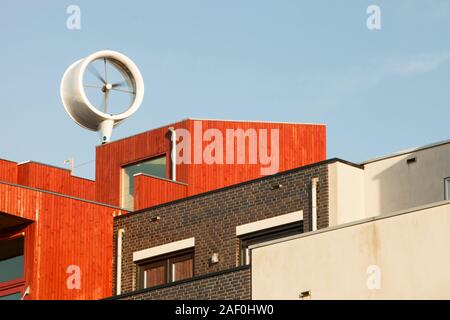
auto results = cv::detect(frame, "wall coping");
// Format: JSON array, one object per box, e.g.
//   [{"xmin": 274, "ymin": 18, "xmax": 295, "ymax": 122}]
[
  {"xmin": 361, "ymin": 138, "xmax": 450, "ymax": 165},
  {"xmin": 0, "ymin": 180, "xmax": 127, "ymax": 212},
  {"xmin": 116, "ymin": 157, "xmax": 359, "ymax": 221},
  {"xmin": 250, "ymin": 200, "xmax": 450, "ymax": 250},
  {"xmin": 134, "ymin": 173, "xmax": 188, "ymax": 186}
]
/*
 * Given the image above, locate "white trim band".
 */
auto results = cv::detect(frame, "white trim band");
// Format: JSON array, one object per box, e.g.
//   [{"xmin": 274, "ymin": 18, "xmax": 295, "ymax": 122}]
[
  {"xmin": 133, "ymin": 237, "xmax": 195, "ymax": 262},
  {"xmin": 236, "ymin": 210, "xmax": 303, "ymax": 236}
]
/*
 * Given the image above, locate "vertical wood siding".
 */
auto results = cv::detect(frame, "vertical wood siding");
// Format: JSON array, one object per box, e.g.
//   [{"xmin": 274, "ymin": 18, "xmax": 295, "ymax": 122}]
[
  {"xmin": 0, "ymin": 160, "xmax": 18, "ymax": 184},
  {"xmin": 0, "ymin": 182, "xmax": 126, "ymax": 300},
  {"xmin": 96, "ymin": 119, "xmax": 326, "ymax": 208},
  {"xmin": 134, "ymin": 175, "xmax": 188, "ymax": 210},
  {"xmin": 17, "ymin": 162, "xmax": 96, "ymax": 201}
]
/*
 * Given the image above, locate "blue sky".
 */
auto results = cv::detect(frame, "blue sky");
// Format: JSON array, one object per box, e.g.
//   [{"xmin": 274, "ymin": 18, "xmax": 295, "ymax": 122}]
[{"xmin": 0, "ymin": 0, "xmax": 449, "ymax": 179}]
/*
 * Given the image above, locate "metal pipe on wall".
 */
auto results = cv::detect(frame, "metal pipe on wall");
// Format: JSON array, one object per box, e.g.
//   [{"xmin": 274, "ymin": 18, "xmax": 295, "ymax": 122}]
[
  {"xmin": 116, "ymin": 228, "xmax": 125, "ymax": 295},
  {"xmin": 168, "ymin": 127, "xmax": 177, "ymax": 181},
  {"xmin": 311, "ymin": 177, "xmax": 319, "ymax": 231}
]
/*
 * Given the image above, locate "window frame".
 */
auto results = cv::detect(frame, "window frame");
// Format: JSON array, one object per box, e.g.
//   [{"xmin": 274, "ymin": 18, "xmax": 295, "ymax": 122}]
[
  {"xmin": 0, "ymin": 278, "xmax": 25, "ymax": 300},
  {"xmin": 239, "ymin": 221, "xmax": 303, "ymax": 266},
  {"xmin": 137, "ymin": 249, "xmax": 194, "ymax": 290},
  {"xmin": 169, "ymin": 252, "xmax": 194, "ymax": 282},
  {"xmin": 141, "ymin": 259, "xmax": 167, "ymax": 289},
  {"xmin": 120, "ymin": 154, "xmax": 168, "ymax": 209},
  {"xmin": 445, "ymin": 177, "xmax": 450, "ymax": 200}
]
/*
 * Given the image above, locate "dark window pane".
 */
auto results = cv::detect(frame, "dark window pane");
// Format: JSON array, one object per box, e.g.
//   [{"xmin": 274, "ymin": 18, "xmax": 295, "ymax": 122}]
[
  {"xmin": 139, "ymin": 250, "xmax": 194, "ymax": 289},
  {"xmin": 0, "ymin": 292, "xmax": 21, "ymax": 300},
  {"xmin": 144, "ymin": 263, "xmax": 166, "ymax": 288},
  {"xmin": 122, "ymin": 156, "xmax": 167, "ymax": 210},
  {"xmin": 0, "ymin": 237, "xmax": 24, "ymax": 283},
  {"xmin": 172, "ymin": 256, "xmax": 193, "ymax": 282},
  {"xmin": 0, "ymin": 256, "xmax": 24, "ymax": 283}
]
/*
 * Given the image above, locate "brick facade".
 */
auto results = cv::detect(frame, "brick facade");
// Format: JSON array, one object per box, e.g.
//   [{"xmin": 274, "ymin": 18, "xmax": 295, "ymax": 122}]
[
  {"xmin": 115, "ymin": 266, "xmax": 251, "ymax": 300},
  {"xmin": 112, "ymin": 160, "xmax": 330, "ymax": 298}
]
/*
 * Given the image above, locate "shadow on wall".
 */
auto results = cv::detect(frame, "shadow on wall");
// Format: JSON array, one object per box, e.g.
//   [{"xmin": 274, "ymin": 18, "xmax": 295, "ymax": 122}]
[{"xmin": 370, "ymin": 147, "xmax": 450, "ymax": 216}]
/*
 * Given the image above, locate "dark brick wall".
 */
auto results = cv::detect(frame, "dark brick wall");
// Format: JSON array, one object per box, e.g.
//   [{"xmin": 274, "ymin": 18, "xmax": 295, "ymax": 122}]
[
  {"xmin": 113, "ymin": 161, "xmax": 329, "ymax": 296},
  {"xmin": 115, "ymin": 266, "xmax": 251, "ymax": 300}
]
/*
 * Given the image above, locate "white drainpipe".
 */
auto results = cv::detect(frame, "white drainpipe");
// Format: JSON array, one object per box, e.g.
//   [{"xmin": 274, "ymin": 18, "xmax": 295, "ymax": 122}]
[
  {"xmin": 116, "ymin": 228, "xmax": 125, "ymax": 295},
  {"xmin": 168, "ymin": 127, "xmax": 177, "ymax": 181},
  {"xmin": 311, "ymin": 177, "xmax": 319, "ymax": 231}
]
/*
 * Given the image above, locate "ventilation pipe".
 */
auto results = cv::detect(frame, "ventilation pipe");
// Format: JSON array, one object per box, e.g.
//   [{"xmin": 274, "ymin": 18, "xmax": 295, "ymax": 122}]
[
  {"xmin": 311, "ymin": 178, "xmax": 319, "ymax": 231},
  {"xmin": 168, "ymin": 127, "xmax": 177, "ymax": 181},
  {"xmin": 116, "ymin": 228, "xmax": 125, "ymax": 295}
]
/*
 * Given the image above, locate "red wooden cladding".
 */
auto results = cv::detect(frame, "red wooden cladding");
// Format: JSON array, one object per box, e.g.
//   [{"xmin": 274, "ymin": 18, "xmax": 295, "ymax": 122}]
[
  {"xmin": 184, "ymin": 120, "xmax": 326, "ymax": 196},
  {"xmin": 0, "ymin": 159, "xmax": 18, "ymax": 184},
  {"xmin": 0, "ymin": 182, "xmax": 127, "ymax": 300},
  {"xmin": 96, "ymin": 119, "xmax": 326, "ymax": 209},
  {"xmin": 17, "ymin": 162, "xmax": 96, "ymax": 201},
  {"xmin": 134, "ymin": 175, "xmax": 188, "ymax": 210}
]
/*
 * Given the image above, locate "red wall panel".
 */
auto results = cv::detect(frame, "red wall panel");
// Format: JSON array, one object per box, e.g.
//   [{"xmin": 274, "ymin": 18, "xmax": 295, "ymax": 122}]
[
  {"xmin": 0, "ymin": 182, "xmax": 127, "ymax": 300},
  {"xmin": 96, "ymin": 119, "xmax": 326, "ymax": 209},
  {"xmin": 184, "ymin": 120, "xmax": 326, "ymax": 196},
  {"xmin": 0, "ymin": 159, "xmax": 18, "ymax": 184},
  {"xmin": 134, "ymin": 174, "xmax": 188, "ymax": 210},
  {"xmin": 17, "ymin": 162, "xmax": 96, "ymax": 201}
]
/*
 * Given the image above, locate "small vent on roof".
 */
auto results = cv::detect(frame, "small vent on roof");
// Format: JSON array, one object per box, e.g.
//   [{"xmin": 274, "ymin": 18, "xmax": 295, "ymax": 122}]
[{"xmin": 406, "ymin": 157, "xmax": 417, "ymax": 164}]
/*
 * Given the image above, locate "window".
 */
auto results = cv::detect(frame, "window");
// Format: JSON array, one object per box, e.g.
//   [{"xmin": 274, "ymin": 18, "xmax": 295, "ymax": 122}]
[
  {"xmin": 138, "ymin": 250, "xmax": 194, "ymax": 289},
  {"xmin": 445, "ymin": 178, "xmax": 450, "ymax": 200},
  {"xmin": 122, "ymin": 156, "xmax": 167, "ymax": 210},
  {"xmin": 171, "ymin": 253, "xmax": 194, "ymax": 282},
  {"xmin": 0, "ymin": 237, "xmax": 24, "ymax": 283},
  {"xmin": 0, "ymin": 236, "xmax": 24, "ymax": 300},
  {"xmin": 0, "ymin": 292, "xmax": 21, "ymax": 300},
  {"xmin": 239, "ymin": 222, "xmax": 303, "ymax": 266},
  {"xmin": 142, "ymin": 260, "xmax": 167, "ymax": 288}
]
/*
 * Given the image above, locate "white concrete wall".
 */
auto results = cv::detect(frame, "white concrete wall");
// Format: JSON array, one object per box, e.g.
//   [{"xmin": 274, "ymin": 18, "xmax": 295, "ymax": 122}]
[
  {"xmin": 363, "ymin": 142, "xmax": 450, "ymax": 217},
  {"xmin": 328, "ymin": 162, "xmax": 365, "ymax": 226},
  {"xmin": 252, "ymin": 201, "xmax": 450, "ymax": 300}
]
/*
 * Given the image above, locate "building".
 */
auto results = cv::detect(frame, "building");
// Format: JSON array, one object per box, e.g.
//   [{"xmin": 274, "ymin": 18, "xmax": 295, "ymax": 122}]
[
  {"xmin": 111, "ymin": 139, "xmax": 450, "ymax": 300},
  {"xmin": 0, "ymin": 160, "xmax": 124, "ymax": 300},
  {"xmin": 2, "ymin": 115, "xmax": 450, "ymax": 300},
  {"xmin": 0, "ymin": 118, "xmax": 325, "ymax": 300},
  {"xmin": 254, "ymin": 139, "xmax": 450, "ymax": 299},
  {"xmin": 111, "ymin": 158, "xmax": 333, "ymax": 299}
]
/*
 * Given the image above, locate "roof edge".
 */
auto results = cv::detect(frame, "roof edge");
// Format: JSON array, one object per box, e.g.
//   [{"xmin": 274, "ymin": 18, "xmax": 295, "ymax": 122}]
[
  {"xmin": 361, "ymin": 138, "xmax": 450, "ymax": 165},
  {"xmin": 115, "ymin": 158, "xmax": 360, "ymax": 220},
  {"xmin": 187, "ymin": 117, "xmax": 326, "ymax": 126},
  {"xmin": 97, "ymin": 117, "xmax": 326, "ymax": 149},
  {"xmin": 0, "ymin": 180, "xmax": 126, "ymax": 211}
]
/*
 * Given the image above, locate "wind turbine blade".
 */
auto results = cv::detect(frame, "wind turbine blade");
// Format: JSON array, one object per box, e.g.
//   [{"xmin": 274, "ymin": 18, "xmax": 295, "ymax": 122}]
[
  {"xmin": 112, "ymin": 81, "xmax": 127, "ymax": 88},
  {"xmin": 84, "ymin": 84, "xmax": 103, "ymax": 89},
  {"xmin": 88, "ymin": 64, "xmax": 106, "ymax": 84},
  {"xmin": 104, "ymin": 58, "xmax": 108, "ymax": 83},
  {"xmin": 111, "ymin": 87, "xmax": 135, "ymax": 94},
  {"xmin": 103, "ymin": 91, "xmax": 109, "ymax": 113}
]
